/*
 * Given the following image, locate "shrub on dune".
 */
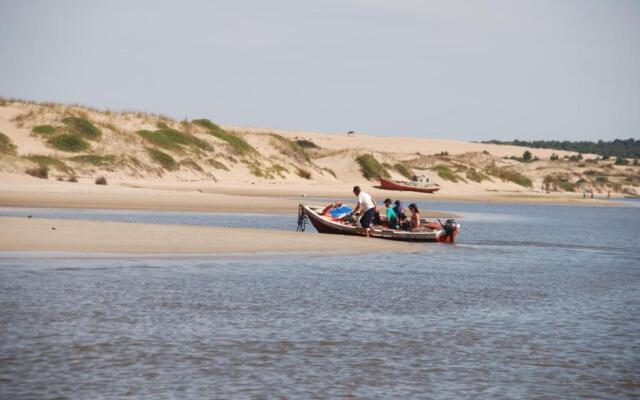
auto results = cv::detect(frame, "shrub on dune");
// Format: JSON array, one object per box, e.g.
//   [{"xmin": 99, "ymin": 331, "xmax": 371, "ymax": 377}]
[
  {"xmin": 146, "ymin": 148, "xmax": 177, "ymax": 171},
  {"xmin": 0, "ymin": 131, "xmax": 17, "ymax": 155},
  {"xmin": 62, "ymin": 117, "xmax": 101, "ymax": 140},
  {"xmin": 47, "ymin": 133, "xmax": 90, "ymax": 152},
  {"xmin": 355, "ymin": 154, "xmax": 390, "ymax": 180},
  {"xmin": 192, "ymin": 119, "xmax": 256, "ymax": 156}
]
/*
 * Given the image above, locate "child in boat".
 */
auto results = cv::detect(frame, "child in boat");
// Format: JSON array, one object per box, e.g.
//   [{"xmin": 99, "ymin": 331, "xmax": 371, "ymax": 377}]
[{"xmin": 383, "ymin": 198, "xmax": 399, "ymax": 229}]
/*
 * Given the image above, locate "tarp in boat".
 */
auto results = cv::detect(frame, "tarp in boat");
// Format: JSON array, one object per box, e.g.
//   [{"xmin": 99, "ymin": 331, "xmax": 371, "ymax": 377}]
[{"xmin": 329, "ymin": 206, "xmax": 352, "ymax": 219}]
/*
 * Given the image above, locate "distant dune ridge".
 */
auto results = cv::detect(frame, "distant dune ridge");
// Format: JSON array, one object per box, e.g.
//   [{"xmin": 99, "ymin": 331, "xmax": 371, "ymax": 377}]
[{"xmin": 0, "ymin": 98, "xmax": 638, "ymax": 199}]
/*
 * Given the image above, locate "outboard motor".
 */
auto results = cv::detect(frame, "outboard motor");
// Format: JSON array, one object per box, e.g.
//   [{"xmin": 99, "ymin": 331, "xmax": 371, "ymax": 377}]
[{"xmin": 443, "ymin": 219, "xmax": 458, "ymax": 243}]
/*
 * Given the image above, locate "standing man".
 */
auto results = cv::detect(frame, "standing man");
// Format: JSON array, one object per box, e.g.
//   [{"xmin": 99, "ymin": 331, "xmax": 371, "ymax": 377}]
[{"xmin": 349, "ymin": 186, "xmax": 377, "ymax": 237}]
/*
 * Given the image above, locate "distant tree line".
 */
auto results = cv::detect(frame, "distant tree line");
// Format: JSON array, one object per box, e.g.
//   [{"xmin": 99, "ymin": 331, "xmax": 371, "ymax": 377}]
[{"xmin": 481, "ymin": 138, "xmax": 640, "ymax": 159}]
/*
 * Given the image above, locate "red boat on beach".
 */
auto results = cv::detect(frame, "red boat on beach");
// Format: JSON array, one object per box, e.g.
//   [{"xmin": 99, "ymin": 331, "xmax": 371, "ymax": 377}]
[
  {"xmin": 380, "ymin": 177, "xmax": 440, "ymax": 193},
  {"xmin": 299, "ymin": 204, "xmax": 459, "ymax": 243}
]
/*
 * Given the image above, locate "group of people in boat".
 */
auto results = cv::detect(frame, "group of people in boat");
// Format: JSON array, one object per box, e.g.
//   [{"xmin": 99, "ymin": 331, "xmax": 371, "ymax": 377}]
[{"xmin": 346, "ymin": 186, "xmax": 424, "ymax": 236}]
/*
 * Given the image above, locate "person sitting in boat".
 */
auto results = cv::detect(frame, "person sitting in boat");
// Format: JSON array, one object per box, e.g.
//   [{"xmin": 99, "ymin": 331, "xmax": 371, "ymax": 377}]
[
  {"xmin": 383, "ymin": 198, "xmax": 399, "ymax": 229},
  {"xmin": 393, "ymin": 200, "xmax": 407, "ymax": 220},
  {"xmin": 408, "ymin": 203, "xmax": 424, "ymax": 231},
  {"xmin": 349, "ymin": 186, "xmax": 377, "ymax": 237}
]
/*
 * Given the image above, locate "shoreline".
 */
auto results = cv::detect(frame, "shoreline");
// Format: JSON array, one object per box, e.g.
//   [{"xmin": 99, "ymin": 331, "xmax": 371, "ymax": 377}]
[
  {"xmin": 0, "ymin": 176, "xmax": 626, "ymax": 219},
  {"xmin": 0, "ymin": 216, "xmax": 419, "ymax": 255}
]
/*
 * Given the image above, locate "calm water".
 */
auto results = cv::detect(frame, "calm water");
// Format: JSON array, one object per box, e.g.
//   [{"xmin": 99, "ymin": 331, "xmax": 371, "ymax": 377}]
[{"xmin": 1, "ymin": 202, "xmax": 639, "ymax": 399}]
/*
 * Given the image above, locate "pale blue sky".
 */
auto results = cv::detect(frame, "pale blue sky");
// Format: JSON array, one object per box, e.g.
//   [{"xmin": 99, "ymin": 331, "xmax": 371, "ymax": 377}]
[{"xmin": 1, "ymin": 0, "xmax": 638, "ymax": 140}]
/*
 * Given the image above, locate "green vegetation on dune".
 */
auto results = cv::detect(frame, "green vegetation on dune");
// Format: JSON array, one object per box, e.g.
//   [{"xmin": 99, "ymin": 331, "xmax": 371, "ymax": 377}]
[
  {"xmin": 146, "ymin": 148, "xmax": 177, "ymax": 171},
  {"xmin": 32, "ymin": 125, "xmax": 56, "ymax": 135},
  {"xmin": 543, "ymin": 175, "xmax": 577, "ymax": 192},
  {"xmin": 25, "ymin": 154, "xmax": 71, "ymax": 172},
  {"xmin": 138, "ymin": 127, "xmax": 212, "ymax": 152},
  {"xmin": 431, "ymin": 164, "xmax": 467, "ymax": 183},
  {"xmin": 0, "ymin": 131, "xmax": 17, "ymax": 155},
  {"xmin": 355, "ymin": 154, "xmax": 390, "ymax": 180},
  {"xmin": 296, "ymin": 167, "xmax": 311, "ymax": 179},
  {"xmin": 192, "ymin": 119, "xmax": 256, "ymax": 156},
  {"xmin": 465, "ymin": 167, "xmax": 491, "ymax": 183},
  {"xmin": 321, "ymin": 166, "xmax": 336, "ymax": 178},
  {"xmin": 69, "ymin": 154, "xmax": 116, "ymax": 166},
  {"xmin": 485, "ymin": 166, "xmax": 532, "ymax": 188},
  {"xmin": 192, "ymin": 118, "xmax": 224, "ymax": 134},
  {"xmin": 295, "ymin": 139, "xmax": 319, "ymax": 149},
  {"xmin": 270, "ymin": 134, "xmax": 310, "ymax": 163},
  {"xmin": 179, "ymin": 159, "xmax": 203, "ymax": 172},
  {"xmin": 62, "ymin": 117, "xmax": 101, "ymax": 140},
  {"xmin": 393, "ymin": 163, "xmax": 413, "ymax": 179},
  {"xmin": 206, "ymin": 158, "xmax": 229, "ymax": 171},
  {"xmin": 47, "ymin": 134, "xmax": 90, "ymax": 152}
]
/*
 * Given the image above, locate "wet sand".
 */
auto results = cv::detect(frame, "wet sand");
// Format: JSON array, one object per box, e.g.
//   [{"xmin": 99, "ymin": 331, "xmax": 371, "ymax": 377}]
[{"xmin": 0, "ymin": 216, "xmax": 418, "ymax": 254}]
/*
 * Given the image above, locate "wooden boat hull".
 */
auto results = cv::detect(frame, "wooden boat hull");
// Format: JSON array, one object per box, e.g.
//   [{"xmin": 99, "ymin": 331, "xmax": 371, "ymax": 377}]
[
  {"xmin": 301, "ymin": 205, "xmax": 459, "ymax": 243},
  {"xmin": 380, "ymin": 177, "xmax": 440, "ymax": 193}
]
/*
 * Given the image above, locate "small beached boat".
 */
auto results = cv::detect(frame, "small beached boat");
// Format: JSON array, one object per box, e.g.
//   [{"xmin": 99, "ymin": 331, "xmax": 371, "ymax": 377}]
[
  {"xmin": 299, "ymin": 204, "xmax": 460, "ymax": 243},
  {"xmin": 380, "ymin": 176, "xmax": 440, "ymax": 193}
]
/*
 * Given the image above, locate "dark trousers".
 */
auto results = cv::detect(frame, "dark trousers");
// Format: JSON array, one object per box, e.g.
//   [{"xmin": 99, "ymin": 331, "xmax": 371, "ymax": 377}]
[{"xmin": 360, "ymin": 208, "xmax": 375, "ymax": 228}]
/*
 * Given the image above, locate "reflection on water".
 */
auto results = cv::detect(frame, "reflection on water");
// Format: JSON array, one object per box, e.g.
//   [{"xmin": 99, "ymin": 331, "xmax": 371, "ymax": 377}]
[{"xmin": 1, "ymin": 203, "xmax": 639, "ymax": 398}]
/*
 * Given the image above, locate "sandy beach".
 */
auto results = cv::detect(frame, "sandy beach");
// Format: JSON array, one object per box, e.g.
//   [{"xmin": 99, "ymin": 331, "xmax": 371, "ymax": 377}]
[{"xmin": 0, "ymin": 216, "xmax": 417, "ymax": 254}]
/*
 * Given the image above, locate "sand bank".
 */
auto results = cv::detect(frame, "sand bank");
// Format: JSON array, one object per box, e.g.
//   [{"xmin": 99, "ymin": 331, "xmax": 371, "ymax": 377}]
[
  {"xmin": 0, "ymin": 174, "xmax": 463, "ymax": 217},
  {"xmin": 0, "ymin": 217, "xmax": 418, "ymax": 254}
]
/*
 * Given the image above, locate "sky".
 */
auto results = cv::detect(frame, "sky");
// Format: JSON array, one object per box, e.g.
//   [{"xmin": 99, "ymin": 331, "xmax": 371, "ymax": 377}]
[{"xmin": 1, "ymin": 0, "xmax": 639, "ymax": 141}]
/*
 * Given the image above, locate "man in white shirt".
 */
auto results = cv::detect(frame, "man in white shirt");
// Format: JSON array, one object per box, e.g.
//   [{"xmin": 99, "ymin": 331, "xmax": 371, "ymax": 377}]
[{"xmin": 349, "ymin": 186, "xmax": 377, "ymax": 237}]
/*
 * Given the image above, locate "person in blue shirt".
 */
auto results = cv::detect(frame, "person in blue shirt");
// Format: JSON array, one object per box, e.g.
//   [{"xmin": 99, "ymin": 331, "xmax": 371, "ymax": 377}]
[{"xmin": 383, "ymin": 198, "xmax": 399, "ymax": 229}]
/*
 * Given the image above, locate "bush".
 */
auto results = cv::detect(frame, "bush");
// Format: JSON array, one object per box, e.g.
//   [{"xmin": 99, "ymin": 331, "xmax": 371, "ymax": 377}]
[
  {"xmin": 615, "ymin": 157, "xmax": 630, "ymax": 166},
  {"xmin": 0, "ymin": 131, "xmax": 17, "ymax": 155},
  {"xmin": 25, "ymin": 165, "xmax": 48, "ymax": 179},
  {"xmin": 550, "ymin": 153, "xmax": 560, "ymax": 161},
  {"xmin": 270, "ymin": 134, "xmax": 310, "ymax": 163},
  {"xmin": 32, "ymin": 125, "xmax": 56, "ymax": 135},
  {"xmin": 47, "ymin": 134, "xmax": 90, "ymax": 152},
  {"xmin": 70, "ymin": 154, "xmax": 116, "ymax": 166},
  {"xmin": 179, "ymin": 159, "xmax": 203, "ymax": 171},
  {"xmin": 568, "ymin": 153, "xmax": 583, "ymax": 162},
  {"xmin": 193, "ymin": 119, "xmax": 256, "ymax": 156},
  {"xmin": 146, "ymin": 148, "xmax": 177, "ymax": 170},
  {"xmin": 62, "ymin": 117, "xmax": 101, "ymax": 140},
  {"xmin": 138, "ymin": 127, "xmax": 211, "ymax": 152},
  {"xmin": 522, "ymin": 150, "xmax": 532, "ymax": 162},
  {"xmin": 393, "ymin": 163, "xmax": 413, "ymax": 179},
  {"xmin": 25, "ymin": 154, "xmax": 71, "ymax": 172},
  {"xmin": 431, "ymin": 164, "xmax": 466, "ymax": 183},
  {"xmin": 295, "ymin": 139, "xmax": 319, "ymax": 149},
  {"xmin": 67, "ymin": 175, "xmax": 78, "ymax": 182},
  {"xmin": 485, "ymin": 166, "xmax": 532, "ymax": 188},
  {"xmin": 322, "ymin": 167, "xmax": 336, "ymax": 178},
  {"xmin": 465, "ymin": 167, "xmax": 491, "ymax": 183},
  {"xmin": 206, "ymin": 159, "xmax": 229, "ymax": 171},
  {"xmin": 95, "ymin": 176, "xmax": 107, "ymax": 185},
  {"xmin": 355, "ymin": 154, "xmax": 390, "ymax": 180},
  {"xmin": 296, "ymin": 167, "xmax": 311, "ymax": 179}
]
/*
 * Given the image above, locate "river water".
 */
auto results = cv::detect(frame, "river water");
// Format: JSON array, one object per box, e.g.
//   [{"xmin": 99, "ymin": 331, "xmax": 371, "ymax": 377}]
[{"xmin": 1, "ymin": 202, "xmax": 639, "ymax": 399}]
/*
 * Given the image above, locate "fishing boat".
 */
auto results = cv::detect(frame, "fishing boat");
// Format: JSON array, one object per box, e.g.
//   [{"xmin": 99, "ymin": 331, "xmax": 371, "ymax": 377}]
[
  {"xmin": 298, "ymin": 204, "xmax": 459, "ymax": 243},
  {"xmin": 380, "ymin": 176, "xmax": 440, "ymax": 193}
]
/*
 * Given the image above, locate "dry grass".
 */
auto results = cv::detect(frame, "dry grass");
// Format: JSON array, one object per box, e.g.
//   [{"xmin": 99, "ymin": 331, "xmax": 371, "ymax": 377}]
[
  {"xmin": 25, "ymin": 165, "xmax": 48, "ymax": 179},
  {"xmin": 0, "ymin": 132, "xmax": 17, "ymax": 155}
]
